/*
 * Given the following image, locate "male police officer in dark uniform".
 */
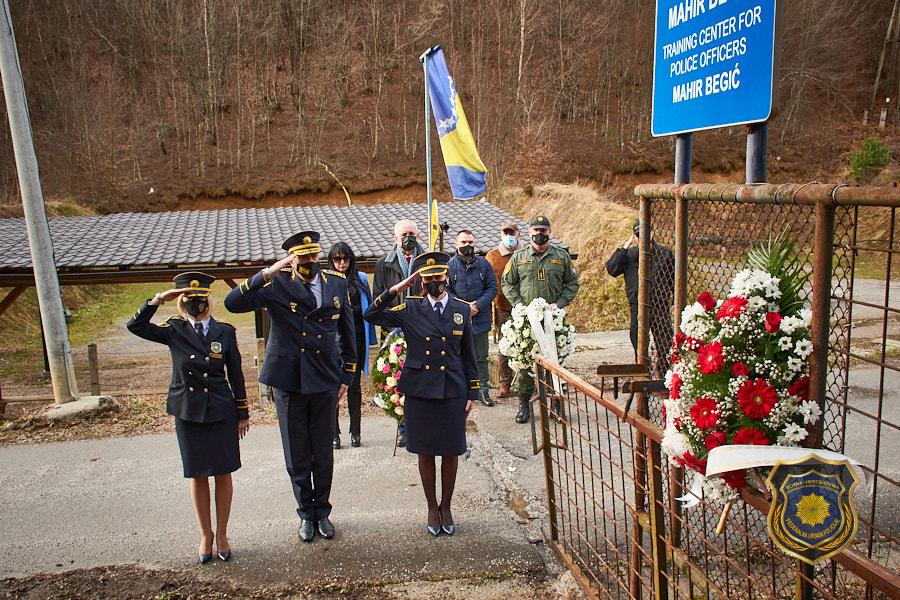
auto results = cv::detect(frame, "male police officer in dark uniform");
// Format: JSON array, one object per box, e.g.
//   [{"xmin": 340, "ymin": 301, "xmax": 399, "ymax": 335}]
[{"xmin": 225, "ymin": 231, "xmax": 356, "ymax": 542}]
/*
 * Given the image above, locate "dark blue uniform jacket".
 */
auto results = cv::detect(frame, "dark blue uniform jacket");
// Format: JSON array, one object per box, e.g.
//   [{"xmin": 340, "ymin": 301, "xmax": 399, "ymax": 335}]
[
  {"xmin": 224, "ymin": 269, "xmax": 357, "ymax": 394},
  {"xmin": 126, "ymin": 302, "xmax": 248, "ymax": 423},
  {"xmin": 364, "ymin": 290, "xmax": 479, "ymax": 402}
]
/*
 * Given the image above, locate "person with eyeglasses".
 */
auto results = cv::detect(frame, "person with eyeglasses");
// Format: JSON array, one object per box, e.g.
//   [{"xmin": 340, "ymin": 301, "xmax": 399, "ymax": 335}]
[{"xmin": 327, "ymin": 242, "xmax": 376, "ymax": 449}]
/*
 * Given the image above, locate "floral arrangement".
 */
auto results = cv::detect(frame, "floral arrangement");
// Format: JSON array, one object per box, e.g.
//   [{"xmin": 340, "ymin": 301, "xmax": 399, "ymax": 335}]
[
  {"xmin": 372, "ymin": 328, "xmax": 407, "ymax": 423},
  {"xmin": 498, "ymin": 297, "xmax": 576, "ymax": 375},
  {"xmin": 661, "ymin": 238, "xmax": 821, "ymax": 501}
]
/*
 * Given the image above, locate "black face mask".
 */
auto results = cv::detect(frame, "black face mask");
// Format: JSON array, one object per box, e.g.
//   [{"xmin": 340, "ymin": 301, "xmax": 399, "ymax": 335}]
[
  {"xmin": 297, "ymin": 261, "xmax": 320, "ymax": 279},
  {"xmin": 458, "ymin": 244, "xmax": 475, "ymax": 257},
  {"xmin": 401, "ymin": 235, "xmax": 417, "ymax": 252},
  {"xmin": 184, "ymin": 297, "xmax": 208, "ymax": 318},
  {"xmin": 532, "ymin": 233, "xmax": 550, "ymax": 246},
  {"xmin": 424, "ymin": 280, "xmax": 446, "ymax": 298}
]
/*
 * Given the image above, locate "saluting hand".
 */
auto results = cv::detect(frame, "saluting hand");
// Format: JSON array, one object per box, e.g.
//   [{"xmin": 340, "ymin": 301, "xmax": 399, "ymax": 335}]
[
  {"xmin": 263, "ymin": 254, "xmax": 296, "ymax": 281},
  {"xmin": 389, "ymin": 272, "xmax": 418, "ymax": 295},
  {"xmin": 238, "ymin": 419, "xmax": 250, "ymax": 439},
  {"xmin": 151, "ymin": 288, "xmax": 191, "ymax": 305}
]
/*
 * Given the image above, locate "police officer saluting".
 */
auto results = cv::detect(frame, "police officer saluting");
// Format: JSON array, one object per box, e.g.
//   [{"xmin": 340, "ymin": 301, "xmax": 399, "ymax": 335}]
[
  {"xmin": 364, "ymin": 252, "xmax": 478, "ymax": 536},
  {"xmin": 127, "ymin": 272, "xmax": 249, "ymax": 564},
  {"xmin": 502, "ymin": 215, "xmax": 580, "ymax": 424},
  {"xmin": 224, "ymin": 231, "xmax": 356, "ymax": 542}
]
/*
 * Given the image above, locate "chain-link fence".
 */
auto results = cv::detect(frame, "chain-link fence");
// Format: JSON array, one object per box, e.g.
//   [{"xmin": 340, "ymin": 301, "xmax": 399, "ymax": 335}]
[{"xmin": 536, "ymin": 183, "xmax": 900, "ymax": 600}]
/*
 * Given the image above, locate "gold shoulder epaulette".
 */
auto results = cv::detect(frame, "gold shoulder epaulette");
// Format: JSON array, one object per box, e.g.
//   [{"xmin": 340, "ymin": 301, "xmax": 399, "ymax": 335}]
[
  {"xmin": 405, "ymin": 295, "xmax": 423, "ymax": 299},
  {"xmin": 389, "ymin": 302, "xmax": 407, "ymax": 312},
  {"xmin": 323, "ymin": 269, "xmax": 346, "ymax": 279},
  {"xmin": 161, "ymin": 315, "xmax": 182, "ymax": 327}
]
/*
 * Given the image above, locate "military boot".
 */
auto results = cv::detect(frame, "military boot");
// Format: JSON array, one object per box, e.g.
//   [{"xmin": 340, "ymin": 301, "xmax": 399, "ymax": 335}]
[{"xmin": 515, "ymin": 395, "xmax": 530, "ymax": 424}]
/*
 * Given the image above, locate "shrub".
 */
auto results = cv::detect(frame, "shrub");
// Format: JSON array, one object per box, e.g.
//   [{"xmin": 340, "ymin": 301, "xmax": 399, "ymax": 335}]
[{"xmin": 850, "ymin": 138, "xmax": 891, "ymax": 182}]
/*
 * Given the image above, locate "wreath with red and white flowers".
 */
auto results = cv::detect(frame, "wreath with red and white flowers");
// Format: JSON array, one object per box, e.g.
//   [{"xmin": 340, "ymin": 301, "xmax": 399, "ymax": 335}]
[{"xmin": 661, "ymin": 239, "xmax": 821, "ymax": 501}]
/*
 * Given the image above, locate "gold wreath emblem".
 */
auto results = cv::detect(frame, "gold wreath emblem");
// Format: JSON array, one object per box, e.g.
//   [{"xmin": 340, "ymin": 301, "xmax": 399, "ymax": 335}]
[
  {"xmin": 189, "ymin": 280, "xmax": 199, "ymax": 288},
  {"xmin": 426, "ymin": 258, "xmax": 436, "ymax": 266},
  {"xmin": 303, "ymin": 236, "xmax": 312, "ymax": 244}
]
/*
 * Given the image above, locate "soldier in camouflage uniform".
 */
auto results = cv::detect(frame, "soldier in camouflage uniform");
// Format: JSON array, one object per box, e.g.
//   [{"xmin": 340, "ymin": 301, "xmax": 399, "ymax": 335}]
[{"xmin": 502, "ymin": 215, "xmax": 580, "ymax": 424}]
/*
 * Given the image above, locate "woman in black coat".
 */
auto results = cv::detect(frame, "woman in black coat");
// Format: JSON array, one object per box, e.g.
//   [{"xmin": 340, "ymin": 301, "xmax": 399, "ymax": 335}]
[
  {"xmin": 327, "ymin": 243, "xmax": 376, "ymax": 449},
  {"xmin": 126, "ymin": 272, "xmax": 249, "ymax": 564}
]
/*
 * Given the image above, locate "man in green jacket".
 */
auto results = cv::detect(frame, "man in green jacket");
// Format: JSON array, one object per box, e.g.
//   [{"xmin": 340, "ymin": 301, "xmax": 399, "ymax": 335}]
[{"xmin": 502, "ymin": 215, "xmax": 580, "ymax": 423}]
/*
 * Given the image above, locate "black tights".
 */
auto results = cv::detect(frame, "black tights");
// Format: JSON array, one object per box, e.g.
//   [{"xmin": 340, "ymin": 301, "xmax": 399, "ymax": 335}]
[{"xmin": 417, "ymin": 455, "xmax": 459, "ymax": 525}]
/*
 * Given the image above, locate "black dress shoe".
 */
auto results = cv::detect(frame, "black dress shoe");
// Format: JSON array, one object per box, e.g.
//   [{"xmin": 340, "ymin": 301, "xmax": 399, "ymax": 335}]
[
  {"xmin": 350, "ymin": 434, "xmax": 361, "ymax": 447},
  {"xmin": 332, "ymin": 435, "xmax": 341, "ymax": 450},
  {"xmin": 317, "ymin": 518, "xmax": 336, "ymax": 539},
  {"xmin": 298, "ymin": 519, "xmax": 315, "ymax": 542},
  {"xmin": 480, "ymin": 391, "xmax": 494, "ymax": 407},
  {"xmin": 515, "ymin": 396, "xmax": 530, "ymax": 424}
]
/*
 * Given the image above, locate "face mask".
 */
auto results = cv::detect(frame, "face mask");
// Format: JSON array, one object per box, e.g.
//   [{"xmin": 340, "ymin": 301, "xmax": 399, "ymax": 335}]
[
  {"xmin": 424, "ymin": 280, "xmax": 446, "ymax": 298},
  {"xmin": 401, "ymin": 235, "xmax": 417, "ymax": 252},
  {"xmin": 297, "ymin": 261, "xmax": 320, "ymax": 279},
  {"xmin": 532, "ymin": 233, "xmax": 550, "ymax": 246},
  {"xmin": 184, "ymin": 297, "xmax": 208, "ymax": 318},
  {"xmin": 459, "ymin": 244, "xmax": 475, "ymax": 257},
  {"xmin": 502, "ymin": 235, "xmax": 517, "ymax": 249}
]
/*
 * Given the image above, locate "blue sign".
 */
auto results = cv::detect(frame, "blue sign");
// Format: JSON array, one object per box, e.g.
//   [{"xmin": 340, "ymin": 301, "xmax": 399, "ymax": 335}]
[{"xmin": 652, "ymin": 0, "xmax": 778, "ymax": 137}]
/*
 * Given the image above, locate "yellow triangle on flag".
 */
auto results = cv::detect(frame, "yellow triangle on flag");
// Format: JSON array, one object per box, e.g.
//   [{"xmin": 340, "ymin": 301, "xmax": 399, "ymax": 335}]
[{"xmin": 429, "ymin": 200, "xmax": 440, "ymax": 251}]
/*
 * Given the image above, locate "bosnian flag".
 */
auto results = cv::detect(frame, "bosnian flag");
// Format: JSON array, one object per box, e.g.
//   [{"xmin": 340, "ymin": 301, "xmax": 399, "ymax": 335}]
[{"xmin": 422, "ymin": 46, "xmax": 488, "ymax": 200}]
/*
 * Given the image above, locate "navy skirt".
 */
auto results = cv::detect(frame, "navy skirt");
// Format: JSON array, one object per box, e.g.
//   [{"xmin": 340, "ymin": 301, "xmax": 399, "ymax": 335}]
[
  {"xmin": 404, "ymin": 395, "xmax": 467, "ymax": 456},
  {"xmin": 174, "ymin": 415, "xmax": 241, "ymax": 478}
]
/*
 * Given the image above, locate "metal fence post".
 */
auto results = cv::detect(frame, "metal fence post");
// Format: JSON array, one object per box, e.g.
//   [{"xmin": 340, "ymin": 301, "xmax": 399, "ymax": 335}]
[
  {"xmin": 537, "ymin": 361, "xmax": 559, "ymax": 542},
  {"xmin": 88, "ymin": 343, "xmax": 100, "ymax": 396}
]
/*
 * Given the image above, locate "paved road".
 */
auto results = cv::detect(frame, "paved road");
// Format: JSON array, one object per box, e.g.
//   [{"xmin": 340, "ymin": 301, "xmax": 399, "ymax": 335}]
[{"xmin": 0, "ymin": 410, "xmax": 552, "ymax": 587}]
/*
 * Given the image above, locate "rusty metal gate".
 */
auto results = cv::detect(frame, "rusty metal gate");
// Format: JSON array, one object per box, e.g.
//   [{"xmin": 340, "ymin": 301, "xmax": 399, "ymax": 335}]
[{"xmin": 535, "ymin": 183, "xmax": 900, "ymax": 599}]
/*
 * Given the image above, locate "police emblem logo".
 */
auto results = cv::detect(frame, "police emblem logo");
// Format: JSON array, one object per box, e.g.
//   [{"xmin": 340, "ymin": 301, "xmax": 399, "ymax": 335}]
[
  {"xmin": 333, "ymin": 296, "xmax": 341, "ymax": 309},
  {"xmin": 190, "ymin": 279, "xmax": 200, "ymax": 288},
  {"xmin": 289, "ymin": 301, "xmax": 298, "ymax": 313},
  {"xmin": 303, "ymin": 236, "xmax": 312, "ymax": 244},
  {"xmin": 427, "ymin": 258, "xmax": 436, "ymax": 266},
  {"xmin": 765, "ymin": 454, "xmax": 859, "ymax": 565},
  {"xmin": 453, "ymin": 312, "xmax": 463, "ymax": 324},
  {"xmin": 210, "ymin": 341, "xmax": 223, "ymax": 354}
]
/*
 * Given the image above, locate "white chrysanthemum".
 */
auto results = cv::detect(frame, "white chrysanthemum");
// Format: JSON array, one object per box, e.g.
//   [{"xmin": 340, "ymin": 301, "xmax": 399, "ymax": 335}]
[
  {"xmin": 780, "ymin": 316, "xmax": 803, "ymax": 335},
  {"xmin": 799, "ymin": 308, "xmax": 812, "ymax": 327},
  {"xmin": 778, "ymin": 422, "xmax": 808, "ymax": 445},
  {"xmin": 799, "ymin": 400, "xmax": 821, "ymax": 425},
  {"xmin": 661, "ymin": 426, "xmax": 690, "ymax": 457},
  {"xmin": 787, "ymin": 357, "xmax": 803, "ymax": 373},
  {"xmin": 385, "ymin": 376, "xmax": 397, "ymax": 388},
  {"xmin": 778, "ymin": 336, "xmax": 793, "ymax": 351},
  {"xmin": 747, "ymin": 296, "xmax": 767, "ymax": 311},
  {"xmin": 794, "ymin": 339, "xmax": 812, "ymax": 359}
]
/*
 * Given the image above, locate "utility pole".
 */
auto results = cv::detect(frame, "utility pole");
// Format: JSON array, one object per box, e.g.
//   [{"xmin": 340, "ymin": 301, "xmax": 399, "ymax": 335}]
[{"xmin": 0, "ymin": 0, "xmax": 78, "ymax": 403}]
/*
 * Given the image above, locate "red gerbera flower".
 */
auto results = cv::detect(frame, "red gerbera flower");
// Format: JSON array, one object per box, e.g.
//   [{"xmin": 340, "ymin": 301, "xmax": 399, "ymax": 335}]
[
  {"xmin": 669, "ymin": 373, "xmax": 682, "ymax": 399},
  {"xmin": 788, "ymin": 376, "xmax": 810, "ymax": 401},
  {"xmin": 731, "ymin": 362, "xmax": 749, "ymax": 377},
  {"xmin": 704, "ymin": 431, "xmax": 727, "ymax": 450},
  {"xmin": 717, "ymin": 296, "xmax": 748, "ymax": 321},
  {"xmin": 697, "ymin": 291, "xmax": 716, "ymax": 311},
  {"xmin": 737, "ymin": 378, "xmax": 778, "ymax": 419},
  {"xmin": 697, "ymin": 341, "xmax": 724, "ymax": 375},
  {"xmin": 690, "ymin": 397, "xmax": 719, "ymax": 429},
  {"xmin": 722, "ymin": 469, "xmax": 748, "ymax": 490},
  {"xmin": 732, "ymin": 427, "xmax": 770, "ymax": 446},
  {"xmin": 765, "ymin": 312, "xmax": 783, "ymax": 333},
  {"xmin": 675, "ymin": 331, "xmax": 687, "ymax": 346},
  {"xmin": 680, "ymin": 452, "xmax": 707, "ymax": 475}
]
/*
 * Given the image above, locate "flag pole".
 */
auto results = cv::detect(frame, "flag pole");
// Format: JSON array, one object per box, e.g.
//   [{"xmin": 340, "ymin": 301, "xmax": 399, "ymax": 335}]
[{"xmin": 420, "ymin": 47, "xmax": 434, "ymax": 251}]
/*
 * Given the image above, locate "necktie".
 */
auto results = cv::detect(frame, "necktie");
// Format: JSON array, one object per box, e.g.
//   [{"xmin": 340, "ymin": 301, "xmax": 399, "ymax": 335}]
[
  {"xmin": 434, "ymin": 303, "xmax": 443, "ymax": 317},
  {"xmin": 194, "ymin": 321, "xmax": 204, "ymax": 341}
]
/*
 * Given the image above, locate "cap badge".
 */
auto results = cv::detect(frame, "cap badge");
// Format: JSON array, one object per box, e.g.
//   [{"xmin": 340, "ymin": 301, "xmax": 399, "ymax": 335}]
[
  {"xmin": 190, "ymin": 280, "xmax": 199, "ymax": 288},
  {"xmin": 303, "ymin": 236, "xmax": 312, "ymax": 244},
  {"xmin": 427, "ymin": 258, "xmax": 436, "ymax": 266}
]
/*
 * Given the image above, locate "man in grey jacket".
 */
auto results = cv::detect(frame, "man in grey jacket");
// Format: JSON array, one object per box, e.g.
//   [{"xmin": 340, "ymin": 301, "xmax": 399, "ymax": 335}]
[{"xmin": 373, "ymin": 219, "xmax": 424, "ymax": 307}]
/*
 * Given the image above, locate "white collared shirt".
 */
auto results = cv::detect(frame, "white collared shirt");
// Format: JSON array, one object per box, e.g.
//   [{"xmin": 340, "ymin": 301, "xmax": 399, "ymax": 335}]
[
  {"xmin": 428, "ymin": 293, "xmax": 448, "ymax": 314},
  {"xmin": 186, "ymin": 315, "xmax": 211, "ymax": 336},
  {"xmin": 307, "ymin": 274, "xmax": 323, "ymax": 308}
]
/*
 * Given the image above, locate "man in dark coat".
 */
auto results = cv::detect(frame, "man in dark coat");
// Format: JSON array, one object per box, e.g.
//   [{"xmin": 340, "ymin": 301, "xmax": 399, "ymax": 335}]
[
  {"xmin": 225, "ymin": 231, "xmax": 356, "ymax": 543},
  {"xmin": 373, "ymin": 219, "xmax": 425, "ymax": 308},
  {"xmin": 605, "ymin": 219, "xmax": 675, "ymax": 376}
]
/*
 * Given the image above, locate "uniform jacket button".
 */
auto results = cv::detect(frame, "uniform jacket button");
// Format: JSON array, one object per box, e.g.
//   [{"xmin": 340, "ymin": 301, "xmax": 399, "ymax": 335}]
[
  {"xmin": 316, "ymin": 349, "xmax": 320, "ymax": 354},
  {"xmin": 426, "ymin": 350, "xmax": 431, "ymax": 356},
  {"xmin": 441, "ymin": 351, "xmax": 446, "ymax": 356},
  {"xmin": 426, "ymin": 336, "xmax": 431, "ymax": 341},
  {"xmin": 189, "ymin": 387, "xmax": 194, "ymax": 392},
  {"xmin": 188, "ymin": 371, "xmax": 192, "ymax": 375},
  {"xmin": 203, "ymin": 373, "xmax": 208, "ymax": 378},
  {"xmin": 441, "ymin": 336, "xmax": 446, "ymax": 341},
  {"xmin": 302, "ymin": 332, "xmax": 307, "ymax": 336},
  {"xmin": 205, "ymin": 357, "xmax": 210, "ymax": 362},
  {"xmin": 204, "ymin": 388, "xmax": 208, "ymax": 393},
  {"xmin": 301, "ymin": 348, "xmax": 306, "ymax": 353},
  {"xmin": 425, "ymin": 365, "xmax": 431, "ymax": 370},
  {"xmin": 317, "ymin": 334, "xmax": 321, "ymax": 339},
  {"xmin": 440, "ymin": 365, "xmax": 446, "ymax": 371}
]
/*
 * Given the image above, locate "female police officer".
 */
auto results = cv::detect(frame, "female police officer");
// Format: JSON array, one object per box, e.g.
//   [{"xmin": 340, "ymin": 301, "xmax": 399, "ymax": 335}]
[
  {"xmin": 364, "ymin": 252, "xmax": 478, "ymax": 536},
  {"xmin": 127, "ymin": 272, "xmax": 249, "ymax": 563}
]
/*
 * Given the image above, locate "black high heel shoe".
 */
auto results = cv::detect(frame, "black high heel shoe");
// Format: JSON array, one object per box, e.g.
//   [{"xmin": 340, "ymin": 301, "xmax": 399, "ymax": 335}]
[
  {"xmin": 439, "ymin": 508, "xmax": 455, "ymax": 536},
  {"xmin": 427, "ymin": 509, "xmax": 441, "ymax": 537},
  {"xmin": 217, "ymin": 550, "xmax": 232, "ymax": 561},
  {"xmin": 199, "ymin": 534, "xmax": 214, "ymax": 564}
]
